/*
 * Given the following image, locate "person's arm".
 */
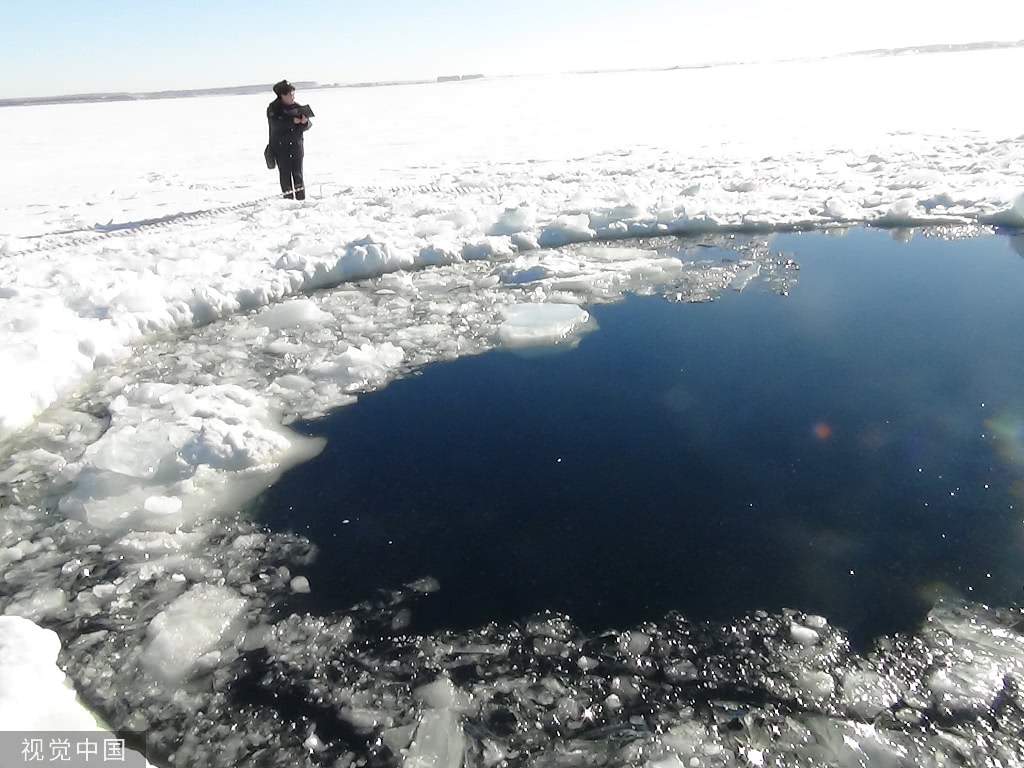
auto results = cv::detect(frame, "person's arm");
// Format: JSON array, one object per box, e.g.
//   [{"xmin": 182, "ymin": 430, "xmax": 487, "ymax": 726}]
[
  {"xmin": 269, "ymin": 104, "xmax": 300, "ymax": 124},
  {"xmin": 268, "ymin": 106, "xmax": 287, "ymax": 141},
  {"xmin": 294, "ymin": 105, "xmax": 314, "ymax": 131}
]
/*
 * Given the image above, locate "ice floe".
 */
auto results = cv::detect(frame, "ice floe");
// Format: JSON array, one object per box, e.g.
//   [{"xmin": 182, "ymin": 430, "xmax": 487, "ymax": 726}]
[
  {"xmin": 141, "ymin": 583, "xmax": 247, "ymax": 683},
  {"xmin": 497, "ymin": 303, "xmax": 591, "ymax": 347},
  {"xmin": 56, "ymin": 382, "xmax": 324, "ymax": 533}
]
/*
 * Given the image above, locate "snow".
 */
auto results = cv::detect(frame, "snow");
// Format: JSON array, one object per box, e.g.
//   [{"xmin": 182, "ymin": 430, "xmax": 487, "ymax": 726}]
[
  {"xmin": 537, "ymin": 214, "xmax": 597, "ymax": 248},
  {"xmin": 0, "ymin": 616, "xmax": 99, "ymax": 729},
  {"xmin": 1, "ymin": 50, "xmax": 1022, "ymax": 439},
  {"xmin": 257, "ymin": 298, "xmax": 334, "ymax": 330},
  {"xmin": 985, "ymin": 191, "xmax": 1024, "ymax": 227},
  {"xmin": 0, "ymin": 617, "xmax": 153, "ymax": 766},
  {"xmin": 0, "ymin": 235, "xmax": 796, "ymax": 742},
  {"xmin": 0, "ymin": 47, "xmax": 1022, "ymax": 761}
]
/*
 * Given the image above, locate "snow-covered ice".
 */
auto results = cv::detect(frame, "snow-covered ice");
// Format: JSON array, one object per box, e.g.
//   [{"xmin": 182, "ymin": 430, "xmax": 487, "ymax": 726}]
[
  {"xmin": 0, "ymin": 616, "xmax": 100, "ymax": 729},
  {"xmin": 1, "ymin": 48, "xmax": 1022, "ymax": 436},
  {"xmin": 0, "ymin": 616, "xmax": 154, "ymax": 764},
  {"xmin": 0, "ymin": 46, "xmax": 1023, "ymax": 766},
  {"xmin": 4, "ymin": 231, "xmax": 1023, "ymax": 766}
]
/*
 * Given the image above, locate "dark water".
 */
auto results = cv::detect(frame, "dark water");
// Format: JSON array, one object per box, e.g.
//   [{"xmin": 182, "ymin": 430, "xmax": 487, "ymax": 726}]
[{"xmin": 253, "ymin": 229, "xmax": 1024, "ymax": 646}]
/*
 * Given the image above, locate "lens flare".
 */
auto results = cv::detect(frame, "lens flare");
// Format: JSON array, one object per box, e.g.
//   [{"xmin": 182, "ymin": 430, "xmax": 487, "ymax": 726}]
[{"xmin": 987, "ymin": 413, "xmax": 1024, "ymax": 467}]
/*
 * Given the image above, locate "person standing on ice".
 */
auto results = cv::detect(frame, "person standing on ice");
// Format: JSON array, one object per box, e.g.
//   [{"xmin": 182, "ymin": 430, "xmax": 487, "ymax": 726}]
[{"xmin": 267, "ymin": 80, "xmax": 312, "ymax": 200}]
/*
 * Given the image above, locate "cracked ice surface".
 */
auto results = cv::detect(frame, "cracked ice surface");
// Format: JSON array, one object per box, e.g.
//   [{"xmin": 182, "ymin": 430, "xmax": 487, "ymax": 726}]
[
  {"xmin": 1, "ymin": 49, "xmax": 1023, "ymax": 435},
  {"xmin": 1, "ymin": 46, "xmax": 1024, "ymax": 766},
  {"xmin": 3, "ymin": 231, "xmax": 1024, "ymax": 765},
  {"xmin": 3, "ymin": 236, "xmax": 793, "ymax": 539}
]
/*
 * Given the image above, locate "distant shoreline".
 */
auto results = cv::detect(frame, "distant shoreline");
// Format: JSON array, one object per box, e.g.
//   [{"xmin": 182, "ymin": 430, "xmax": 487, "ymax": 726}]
[
  {"xmin": 3, "ymin": 39, "xmax": 1021, "ymax": 109},
  {"xmin": 0, "ymin": 74, "xmax": 488, "ymax": 108}
]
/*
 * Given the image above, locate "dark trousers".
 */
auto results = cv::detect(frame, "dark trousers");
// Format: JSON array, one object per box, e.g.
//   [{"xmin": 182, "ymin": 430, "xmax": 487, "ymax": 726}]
[{"xmin": 275, "ymin": 146, "xmax": 305, "ymax": 200}]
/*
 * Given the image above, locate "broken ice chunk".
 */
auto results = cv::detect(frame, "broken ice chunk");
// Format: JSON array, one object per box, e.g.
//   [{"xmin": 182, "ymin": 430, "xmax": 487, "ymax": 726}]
[
  {"xmin": 487, "ymin": 206, "xmax": 536, "ymax": 236},
  {"xmin": 85, "ymin": 421, "xmax": 187, "ymax": 479},
  {"xmin": 257, "ymin": 299, "xmax": 332, "ymax": 330},
  {"xmin": 3, "ymin": 587, "xmax": 67, "ymax": 621},
  {"xmin": 795, "ymin": 670, "xmax": 835, "ymax": 701},
  {"xmin": 404, "ymin": 709, "xmax": 465, "ymax": 768},
  {"xmin": 405, "ymin": 676, "xmax": 470, "ymax": 768},
  {"xmin": 415, "ymin": 677, "xmax": 473, "ymax": 712},
  {"xmin": 497, "ymin": 303, "xmax": 590, "ymax": 347},
  {"xmin": 789, "ymin": 623, "xmax": 820, "ymax": 646},
  {"xmin": 840, "ymin": 669, "xmax": 899, "ymax": 719},
  {"xmin": 923, "ymin": 602, "xmax": 1024, "ymax": 715},
  {"xmin": 537, "ymin": 214, "xmax": 595, "ymax": 248},
  {"xmin": 141, "ymin": 584, "xmax": 246, "ymax": 683},
  {"xmin": 143, "ymin": 495, "xmax": 183, "ymax": 516}
]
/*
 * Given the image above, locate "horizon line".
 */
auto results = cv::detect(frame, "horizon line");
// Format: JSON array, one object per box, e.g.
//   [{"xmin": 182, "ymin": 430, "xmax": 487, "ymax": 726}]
[{"xmin": 3, "ymin": 37, "xmax": 1021, "ymax": 107}]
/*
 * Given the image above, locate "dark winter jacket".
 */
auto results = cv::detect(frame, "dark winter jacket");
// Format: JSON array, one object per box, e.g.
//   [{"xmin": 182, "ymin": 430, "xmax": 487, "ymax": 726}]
[{"xmin": 267, "ymin": 98, "xmax": 312, "ymax": 154}]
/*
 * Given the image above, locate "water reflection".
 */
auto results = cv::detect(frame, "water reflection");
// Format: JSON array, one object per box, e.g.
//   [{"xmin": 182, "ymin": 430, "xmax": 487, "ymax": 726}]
[
  {"xmin": 255, "ymin": 228, "xmax": 1024, "ymax": 648},
  {"xmin": 1010, "ymin": 232, "xmax": 1024, "ymax": 259}
]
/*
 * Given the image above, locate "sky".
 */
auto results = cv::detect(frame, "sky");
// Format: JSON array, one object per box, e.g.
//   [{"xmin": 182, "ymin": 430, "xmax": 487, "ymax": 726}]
[{"xmin": 4, "ymin": 0, "xmax": 1023, "ymax": 97}]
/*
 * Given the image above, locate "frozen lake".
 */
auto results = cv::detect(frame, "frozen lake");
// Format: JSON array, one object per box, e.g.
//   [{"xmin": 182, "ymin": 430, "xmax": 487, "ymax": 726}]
[
  {"xmin": 2, "ymin": 46, "xmax": 1024, "ymax": 767},
  {"xmin": 255, "ymin": 229, "xmax": 1024, "ymax": 647},
  {"xmin": 4, "ymin": 227, "xmax": 1024, "ymax": 766}
]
